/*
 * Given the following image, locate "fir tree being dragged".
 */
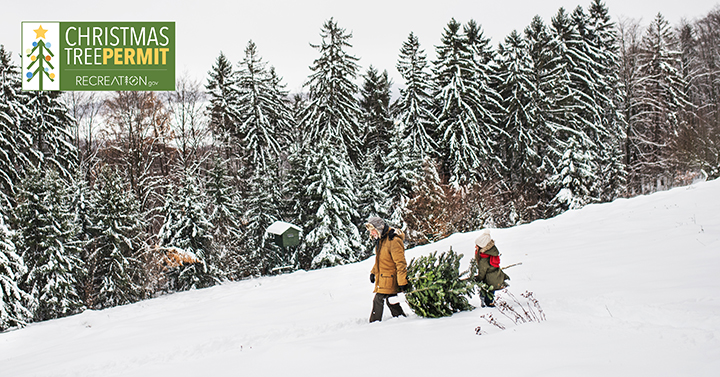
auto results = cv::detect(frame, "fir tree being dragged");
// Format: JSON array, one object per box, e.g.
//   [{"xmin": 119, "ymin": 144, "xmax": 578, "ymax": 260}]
[{"xmin": 404, "ymin": 248, "xmax": 476, "ymax": 318}]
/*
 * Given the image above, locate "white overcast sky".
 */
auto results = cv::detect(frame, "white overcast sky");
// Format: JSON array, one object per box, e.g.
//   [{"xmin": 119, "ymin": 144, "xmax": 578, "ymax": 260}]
[{"xmin": 2, "ymin": 0, "xmax": 718, "ymax": 94}]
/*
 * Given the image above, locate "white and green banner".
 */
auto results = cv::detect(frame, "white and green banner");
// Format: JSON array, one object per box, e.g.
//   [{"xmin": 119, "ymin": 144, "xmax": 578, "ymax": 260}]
[{"xmin": 22, "ymin": 21, "xmax": 175, "ymax": 91}]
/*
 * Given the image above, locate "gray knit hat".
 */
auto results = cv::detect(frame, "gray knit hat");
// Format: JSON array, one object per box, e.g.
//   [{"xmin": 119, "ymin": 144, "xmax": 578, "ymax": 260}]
[{"xmin": 365, "ymin": 216, "xmax": 386, "ymax": 231}]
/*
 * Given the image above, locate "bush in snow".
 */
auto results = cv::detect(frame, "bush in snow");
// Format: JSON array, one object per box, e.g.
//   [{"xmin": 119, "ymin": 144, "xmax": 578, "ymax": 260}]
[{"xmin": 479, "ymin": 290, "xmax": 546, "ymax": 333}]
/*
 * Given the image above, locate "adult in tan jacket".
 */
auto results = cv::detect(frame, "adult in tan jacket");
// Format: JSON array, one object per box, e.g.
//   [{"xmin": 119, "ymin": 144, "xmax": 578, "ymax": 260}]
[{"xmin": 366, "ymin": 216, "xmax": 408, "ymax": 322}]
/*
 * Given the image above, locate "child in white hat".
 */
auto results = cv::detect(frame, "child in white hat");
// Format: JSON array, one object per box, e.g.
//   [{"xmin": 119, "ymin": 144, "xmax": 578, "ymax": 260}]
[{"xmin": 474, "ymin": 230, "xmax": 509, "ymax": 307}]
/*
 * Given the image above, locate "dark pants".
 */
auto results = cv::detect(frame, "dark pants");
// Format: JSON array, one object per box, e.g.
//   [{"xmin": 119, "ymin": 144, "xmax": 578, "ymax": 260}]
[
  {"xmin": 369, "ymin": 293, "xmax": 406, "ymax": 322},
  {"xmin": 481, "ymin": 290, "xmax": 497, "ymax": 307}
]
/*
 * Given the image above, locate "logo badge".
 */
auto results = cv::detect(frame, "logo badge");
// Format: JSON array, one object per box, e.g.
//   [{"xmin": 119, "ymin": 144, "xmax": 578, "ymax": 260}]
[
  {"xmin": 21, "ymin": 21, "xmax": 175, "ymax": 91},
  {"xmin": 22, "ymin": 22, "xmax": 60, "ymax": 91}
]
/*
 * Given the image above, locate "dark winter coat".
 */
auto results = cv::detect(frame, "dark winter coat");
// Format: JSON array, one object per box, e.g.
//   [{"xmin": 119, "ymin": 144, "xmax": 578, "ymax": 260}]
[
  {"xmin": 475, "ymin": 241, "xmax": 509, "ymax": 290},
  {"xmin": 370, "ymin": 227, "xmax": 408, "ymax": 295}
]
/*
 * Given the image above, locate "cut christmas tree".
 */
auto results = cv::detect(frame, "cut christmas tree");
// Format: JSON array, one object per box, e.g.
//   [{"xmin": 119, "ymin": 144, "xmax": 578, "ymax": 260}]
[{"xmin": 405, "ymin": 248, "xmax": 491, "ymax": 318}]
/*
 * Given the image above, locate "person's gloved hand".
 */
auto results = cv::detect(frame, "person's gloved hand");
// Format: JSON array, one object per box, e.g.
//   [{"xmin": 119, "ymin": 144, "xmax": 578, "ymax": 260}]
[
  {"xmin": 370, "ymin": 273, "xmax": 375, "ymax": 283},
  {"xmin": 398, "ymin": 284, "xmax": 408, "ymax": 292}
]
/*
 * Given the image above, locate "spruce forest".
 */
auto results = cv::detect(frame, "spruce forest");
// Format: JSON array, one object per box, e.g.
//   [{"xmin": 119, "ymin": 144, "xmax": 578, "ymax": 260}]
[{"xmin": 2, "ymin": 1, "xmax": 719, "ymax": 331}]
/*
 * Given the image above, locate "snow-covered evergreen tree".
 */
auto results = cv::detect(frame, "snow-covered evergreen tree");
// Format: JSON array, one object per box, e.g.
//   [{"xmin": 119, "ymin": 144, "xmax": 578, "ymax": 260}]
[
  {"xmin": 13, "ymin": 168, "xmax": 85, "ymax": 322},
  {"xmin": 541, "ymin": 6, "xmax": 618, "ymax": 208},
  {"xmin": 86, "ymin": 166, "xmax": 145, "ymax": 309},
  {"xmin": 395, "ymin": 32, "xmax": 439, "ymax": 159},
  {"xmin": 205, "ymin": 157, "xmax": 252, "ymax": 279},
  {"xmin": 292, "ymin": 18, "xmax": 366, "ymax": 269},
  {"xmin": 267, "ymin": 65, "xmax": 297, "ymax": 151},
  {"xmin": 677, "ymin": 22, "xmax": 701, "ymax": 128},
  {"xmin": 299, "ymin": 18, "xmax": 364, "ymax": 166},
  {"xmin": 205, "ymin": 51, "xmax": 241, "ymax": 158},
  {"xmin": 68, "ymin": 166, "xmax": 96, "ymax": 306},
  {"xmin": 497, "ymin": 30, "xmax": 542, "ymax": 188},
  {"xmin": 586, "ymin": 0, "xmax": 625, "ymax": 125},
  {"xmin": 547, "ymin": 8, "xmax": 584, "ymax": 123},
  {"xmin": 547, "ymin": 136, "xmax": 598, "ymax": 213},
  {"xmin": 0, "ymin": 214, "xmax": 32, "ymax": 331},
  {"xmin": 236, "ymin": 40, "xmax": 293, "ymax": 173},
  {"xmin": 231, "ymin": 40, "xmax": 296, "ymax": 274},
  {"xmin": 630, "ymin": 13, "xmax": 690, "ymax": 191},
  {"xmin": 158, "ymin": 171, "xmax": 220, "ymax": 291},
  {"xmin": 433, "ymin": 19, "xmax": 503, "ymax": 185},
  {"xmin": 357, "ymin": 64, "xmax": 399, "ymax": 232},
  {"xmin": 383, "ymin": 122, "xmax": 421, "ymax": 230},
  {"xmin": 465, "ymin": 20, "xmax": 506, "ymax": 181},
  {"xmin": 0, "ymin": 46, "xmax": 30, "ymax": 207},
  {"xmin": 356, "ymin": 149, "xmax": 390, "ymax": 227},
  {"xmin": 21, "ymin": 90, "xmax": 78, "ymax": 181},
  {"xmin": 568, "ymin": 5, "xmax": 611, "ymax": 138},
  {"xmin": 288, "ymin": 93, "xmax": 308, "ymax": 143},
  {"xmin": 586, "ymin": 0, "xmax": 627, "ymax": 201},
  {"xmin": 524, "ymin": 17, "xmax": 556, "ymax": 146},
  {"xmin": 360, "ymin": 66, "xmax": 393, "ymax": 166},
  {"xmin": 495, "ymin": 29, "xmax": 548, "ymax": 222},
  {"xmin": 242, "ymin": 163, "xmax": 287, "ymax": 275},
  {"xmin": 303, "ymin": 138, "xmax": 364, "ymax": 269},
  {"xmin": 284, "ymin": 141, "xmax": 311, "ymax": 223},
  {"xmin": 539, "ymin": 4, "xmax": 624, "ymax": 205},
  {"xmin": 546, "ymin": 7, "xmax": 595, "ymax": 154},
  {"xmin": 523, "ymin": 16, "xmax": 560, "ymax": 209},
  {"xmin": 283, "ymin": 142, "xmax": 316, "ymax": 269},
  {"xmin": 206, "ymin": 159, "xmax": 240, "ymax": 226},
  {"xmin": 567, "ymin": 5, "xmax": 626, "ymax": 202}
]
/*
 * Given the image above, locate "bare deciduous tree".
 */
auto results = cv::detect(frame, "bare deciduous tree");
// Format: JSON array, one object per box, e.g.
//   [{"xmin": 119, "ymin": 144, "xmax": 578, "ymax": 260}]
[{"xmin": 163, "ymin": 74, "xmax": 209, "ymax": 169}]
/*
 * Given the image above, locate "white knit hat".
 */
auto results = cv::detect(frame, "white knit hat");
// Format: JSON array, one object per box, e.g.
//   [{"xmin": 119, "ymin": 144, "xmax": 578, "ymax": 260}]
[{"xmin": 475, "ymin": 230, "xmax": 492, "ymax": 248}]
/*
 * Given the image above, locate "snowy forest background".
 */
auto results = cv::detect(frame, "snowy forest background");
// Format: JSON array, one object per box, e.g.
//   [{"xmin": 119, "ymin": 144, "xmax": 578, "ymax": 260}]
[{"xmin": 2, "ymin": 0, "xmax": 719, "ymax": 331}]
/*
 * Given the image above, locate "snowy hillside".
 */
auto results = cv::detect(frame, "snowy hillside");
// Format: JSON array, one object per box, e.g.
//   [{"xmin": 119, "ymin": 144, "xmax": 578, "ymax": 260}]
[{"xmin": 2, "ymin": 179, "xmax": 719, "ymax": 377}]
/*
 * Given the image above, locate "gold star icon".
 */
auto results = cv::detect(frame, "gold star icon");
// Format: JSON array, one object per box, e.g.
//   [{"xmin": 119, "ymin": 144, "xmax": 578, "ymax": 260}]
[{"xmin": 34, "ymin": 25, "xmax": 48, "ymax": 39}]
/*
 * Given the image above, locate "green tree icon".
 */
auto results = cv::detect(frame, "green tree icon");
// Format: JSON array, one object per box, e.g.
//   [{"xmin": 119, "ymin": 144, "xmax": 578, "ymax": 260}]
[{"xmin": 26, "ymin": 33, "xmax": 55, "ymax": 91}]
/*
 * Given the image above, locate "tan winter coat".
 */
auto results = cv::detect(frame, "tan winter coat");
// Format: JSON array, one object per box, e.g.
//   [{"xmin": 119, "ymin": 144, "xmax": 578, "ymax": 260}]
[{"xmin": 370, "ymin": 228, "xmax": 408, "ymax": 294}]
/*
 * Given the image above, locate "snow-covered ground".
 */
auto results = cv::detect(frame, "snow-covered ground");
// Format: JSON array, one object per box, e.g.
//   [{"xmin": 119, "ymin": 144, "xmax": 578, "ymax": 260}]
[{"xmin": 2, "ymin": 179, "xmax": 719, "ymax": 376}]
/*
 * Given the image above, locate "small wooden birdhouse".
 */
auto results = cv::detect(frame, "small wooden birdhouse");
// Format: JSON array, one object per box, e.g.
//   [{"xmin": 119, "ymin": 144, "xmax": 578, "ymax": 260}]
[{"xmin": 266, "ymin": 221, "xmax": 302, "ymax": 248}]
